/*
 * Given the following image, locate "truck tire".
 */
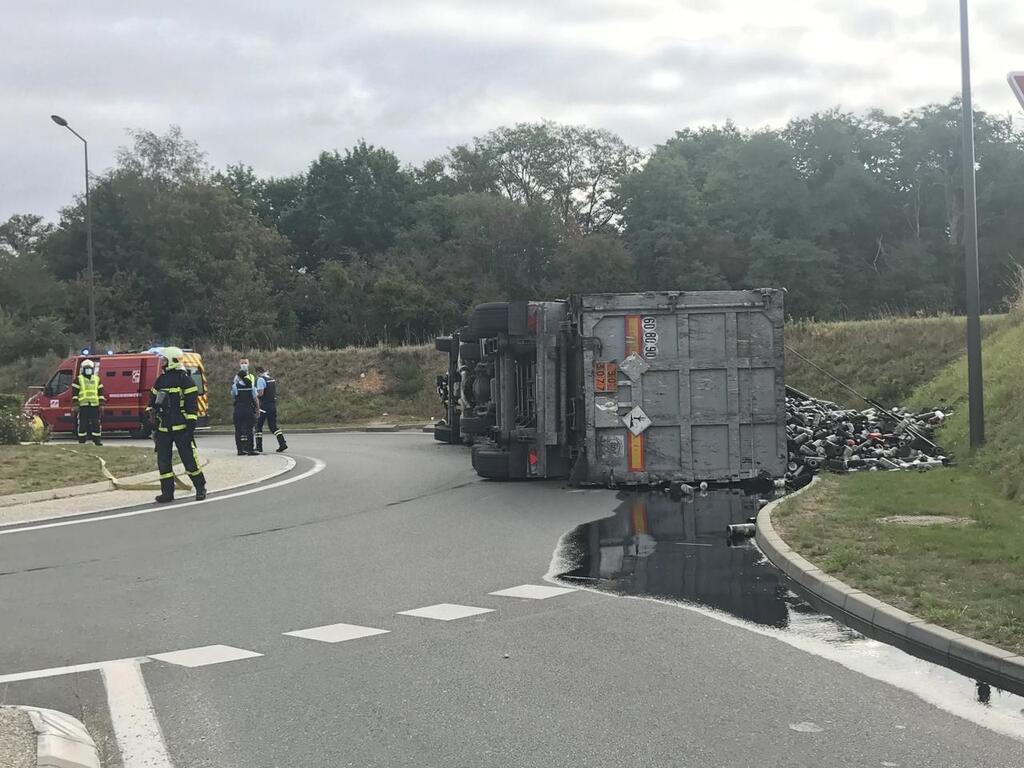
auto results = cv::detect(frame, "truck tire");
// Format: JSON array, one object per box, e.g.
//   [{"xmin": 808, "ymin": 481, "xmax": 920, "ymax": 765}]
[
  {"xmin": 472, "ymin": 445, "xmax": 510, "ymax": 480},
  {"xmin": 435, "ymin": 336, "xmax": 454, "ymax": 354},
  {"xmin": 128, "ymin": 421, "xmax": 152, "ymax": 439},
  {"xmin": 469, "ymin": 302, "xmax": 510, "ymax": 337},
  {"xmin": 459, "ymin": 413, "xmax": 493, "ymax": 435},
  {"xmin": 433, "ymin": 424, "xmax": 460, "ymax": 444}
]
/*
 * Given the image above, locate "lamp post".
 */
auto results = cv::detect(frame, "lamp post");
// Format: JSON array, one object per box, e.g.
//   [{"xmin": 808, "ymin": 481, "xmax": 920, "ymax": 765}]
[
  {"xmin": 959, "ymin": 0, "xmax": 985, "ymax": 449},
  {"xmin": 51, "ymin": 114, "xmax": 96, "ymax": 354}
]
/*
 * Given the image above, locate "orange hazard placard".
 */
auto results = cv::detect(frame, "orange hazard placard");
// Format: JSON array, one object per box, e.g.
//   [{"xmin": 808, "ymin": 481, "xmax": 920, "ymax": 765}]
[{"xmin": 595, "ymin": 361, "xmax": 618, "ymax": 393}]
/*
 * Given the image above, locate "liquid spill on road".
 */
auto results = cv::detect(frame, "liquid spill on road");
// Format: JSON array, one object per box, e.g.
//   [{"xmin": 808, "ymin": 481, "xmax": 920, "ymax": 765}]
[{"xmin": 552, "ymin": 489, "xmax": 1024, "ymax": 740}]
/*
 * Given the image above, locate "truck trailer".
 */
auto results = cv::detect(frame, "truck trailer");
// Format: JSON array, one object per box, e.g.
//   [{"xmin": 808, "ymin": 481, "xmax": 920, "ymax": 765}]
[{"xmin": 435, "ymin": 290, "xmax": 786, "ymax": 485}]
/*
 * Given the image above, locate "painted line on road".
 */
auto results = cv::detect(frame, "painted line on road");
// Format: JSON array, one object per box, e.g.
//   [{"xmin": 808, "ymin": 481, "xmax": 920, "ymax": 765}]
[
  {"xmin": 0, "ymin": 456, "xmax": 327, "ymax": 537},
  {"xmin": 284, "ymin": 622, "xmax": 390, "ymax": 644},
  {"xmin": 0, "ymin": 657, "xmax": 148, "ymax": 685},
  {"xmin": 397, "ymin": 603, "xmax": 494, "ymax": 621},
  {"xmin": 489, "ymin": 584, "xmax": 577, "ymax": 600},
  {"xmin": 148, "ymin": 644, "xmax": 263, "ymax": 668},
  {"xmin": 102, "ymin": 659, "xmax": 174, "ymax": 768}
]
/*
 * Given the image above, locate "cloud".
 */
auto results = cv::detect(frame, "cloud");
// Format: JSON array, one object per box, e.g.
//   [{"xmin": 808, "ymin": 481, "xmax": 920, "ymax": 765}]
[{"xmin": 3, "ymin": 0, "xmax": 1022, "ymax": 222}]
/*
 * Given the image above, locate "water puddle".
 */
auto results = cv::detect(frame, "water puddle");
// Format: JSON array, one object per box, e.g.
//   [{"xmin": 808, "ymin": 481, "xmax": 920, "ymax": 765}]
[{"xmin": 552, "ymin": 489, "xmax": 1024, "ymax": 740}]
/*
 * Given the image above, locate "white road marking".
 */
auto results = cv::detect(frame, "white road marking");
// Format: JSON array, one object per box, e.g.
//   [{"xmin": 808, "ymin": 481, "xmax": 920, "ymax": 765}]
[
  {"xmin": 489, "ymin": 584, "xmax": 577, "ymax": 600},
  {"xmin": 0, "ymin": 657, "xmax": 147, "ymax": 684},
  {"xmin": 148, "ymin": 644, "xmax": 263, "ymax": 668},
  {"xmin": 397, "ymin": 603, "xmax": 494, "ymax": 621},
  {"xmin": 101, "ymin": 659, "xmax": 174, "ymax": 768},
  {"xmin": 0, "ymin": 457, "xmax": 327, "ymax": 537},
  {"xmin": 284, "ymin": 622, "xmax": 390, "ymax": 643}
]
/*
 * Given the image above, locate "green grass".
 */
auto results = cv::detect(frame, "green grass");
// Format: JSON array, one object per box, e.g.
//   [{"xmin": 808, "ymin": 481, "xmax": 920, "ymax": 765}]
[
  {"xmin": 200, "ymin": 345, "xmax": 441, "ymax": 426},
  {"xmin": 775, "ymin": 472, "xmax": 1024, "ymax": 653},
  {"xmin": 776, "ymin": 314, "xmax": 1024, "ymax": 653},
  {"xmin": 0, "ymin": 444, "xmax": 166, "ymax": 496},
  {"xmin": 785, "ymin": 314, "xmax": 1011, "ymax": 408}
]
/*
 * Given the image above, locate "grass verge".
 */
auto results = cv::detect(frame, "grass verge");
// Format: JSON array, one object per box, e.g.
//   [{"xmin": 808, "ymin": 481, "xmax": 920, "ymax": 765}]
[
  {"xmin": 0, "ymin": 444, "xmax": 165, "ymax": 496},
  {"xmin": 775, "ymin": 472, "xmax": 1024, "ymax": 653},
  {"xmin": 775, "ymin": 316, "xmax": 1024, "ymax": 654}
]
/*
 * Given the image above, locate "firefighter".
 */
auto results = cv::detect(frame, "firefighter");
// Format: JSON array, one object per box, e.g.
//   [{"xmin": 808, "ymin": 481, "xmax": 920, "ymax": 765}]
[
  {"xmin": 254, "ymin": 365, "xmax": 288, "ymax": 453},
  {"xmin": 71, "ymin": 359, "xmax": 104, "ymax": 445},
  {"xmin": 147, "ymin": 346, "xmax": 206, "ymax": 503},
  {"xmin": 231, "ymin": 358, "xmax": 259, "ymax": 456}
]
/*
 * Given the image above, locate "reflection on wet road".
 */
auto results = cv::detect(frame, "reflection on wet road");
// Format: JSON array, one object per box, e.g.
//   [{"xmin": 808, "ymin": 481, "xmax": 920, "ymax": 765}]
[
  {"xmin": 556, "ymin": 489, "xmax": 1024, "ymax": 738},
  {"xmin": 559, "ymin": 489, "xmax": 789, "ymax": 627}
]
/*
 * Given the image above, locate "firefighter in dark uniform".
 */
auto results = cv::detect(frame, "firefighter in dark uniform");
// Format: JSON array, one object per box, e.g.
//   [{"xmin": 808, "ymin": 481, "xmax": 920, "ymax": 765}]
[
  {"xmin": 255, "ymin": 365, "xmax": 288, "ymax": 453},
  {"xmin": 71, "ymin": 359, "xmax": 104, "ymax": 445},
  {"xmin": 231, "ymin": 358, "xmax": 259, "ymax": 456},
  {"xmin": 147, "ymin": 346, "xmax": 207, "ymax": 503}
]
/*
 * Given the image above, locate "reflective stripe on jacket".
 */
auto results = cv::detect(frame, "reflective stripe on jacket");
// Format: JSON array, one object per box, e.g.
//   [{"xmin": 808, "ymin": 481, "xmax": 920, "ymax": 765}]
[{"xmin": 73, "ymin": 374, "xmax": 104, "ymax": 406}]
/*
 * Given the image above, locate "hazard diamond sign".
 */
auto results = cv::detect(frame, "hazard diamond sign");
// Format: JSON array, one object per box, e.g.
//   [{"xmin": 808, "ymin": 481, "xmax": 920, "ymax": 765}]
[{"xmin": 1008, "ymin": 72, "xmax": 1024, "ymax": 110}]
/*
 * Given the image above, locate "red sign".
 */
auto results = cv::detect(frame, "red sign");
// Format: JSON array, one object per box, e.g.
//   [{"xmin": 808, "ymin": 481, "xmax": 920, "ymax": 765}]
[{"xmin": 1008, "ymin": 72, "xmax": 1024, "ymax": 110}]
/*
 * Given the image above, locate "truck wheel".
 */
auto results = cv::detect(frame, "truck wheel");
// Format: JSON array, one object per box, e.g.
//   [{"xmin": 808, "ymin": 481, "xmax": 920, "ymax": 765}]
[
  {"xmin": 472, "ymin": 445, "xmax": 510, "ymax": 480},
  {"xmin": 469, "ymin": 302, "xmax": 510, "ymax": 337},
  {"xmin": 433, "ymin": 424, "xmax": 460, "ymax": 444},
  {"xmin": 435, "ymin": 336, "xmax": 454, "ymax": 354},
  {"xmin": 458, "ymin": 339, "xmax": 481, "ymax": 362},
  {"xmin": 128, "ymin": 421, "xmax": 152, "ymax": 439},
  {"xmin": 459, "ymin": 413, "xmax": 493, "ymax": 435}
]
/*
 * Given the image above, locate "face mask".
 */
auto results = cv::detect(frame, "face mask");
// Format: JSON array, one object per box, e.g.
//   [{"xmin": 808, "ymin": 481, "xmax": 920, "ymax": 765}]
[{"xmin": 239, "ymin": 364, "xmax": 249, "ymax": 373}]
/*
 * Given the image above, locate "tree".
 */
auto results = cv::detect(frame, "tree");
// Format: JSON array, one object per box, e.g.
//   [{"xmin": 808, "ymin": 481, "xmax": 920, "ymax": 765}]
[
  {"xmin": 283, "ymin": 141, "xmax": 413, "ymax": 267},
  {"xmin": 451, "ymin": 122, "xmax": 641, "ymax": 233}
]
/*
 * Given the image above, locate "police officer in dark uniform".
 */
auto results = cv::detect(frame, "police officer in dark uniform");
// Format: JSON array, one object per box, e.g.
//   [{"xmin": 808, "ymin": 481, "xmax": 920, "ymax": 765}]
[
  {"xmin": 148, "ymin": 346, "xmax": 207, "ymax": 503},
  {"xmin": 255, "ymin": 365, "xmax": 288, "ymax": 453},
  {"xmin": 232, "ymin": 358, "xmax": 259, "ymax": 456}
]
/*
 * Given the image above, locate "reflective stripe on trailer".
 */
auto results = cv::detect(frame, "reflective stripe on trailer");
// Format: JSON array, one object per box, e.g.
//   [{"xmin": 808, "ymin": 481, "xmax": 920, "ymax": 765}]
[{"xmin": 624, "ymin": 315, "xmax": 646, "ymax": 473}]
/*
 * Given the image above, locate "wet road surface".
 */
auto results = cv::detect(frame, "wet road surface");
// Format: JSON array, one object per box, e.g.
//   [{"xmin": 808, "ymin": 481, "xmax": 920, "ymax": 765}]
[{"xmin": 1, "ymin": 434, "xmax": 1022, "ymax": 767}]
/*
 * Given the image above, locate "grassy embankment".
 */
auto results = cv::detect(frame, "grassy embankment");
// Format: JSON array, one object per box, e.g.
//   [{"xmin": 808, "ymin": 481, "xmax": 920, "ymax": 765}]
[
  {"xmin": 776, "ymin": 314, "xmax": 1024, "ymax": 653},
  {"xmin": 0, "ymin": 444, "xmax": 165, "ymax": 496}
]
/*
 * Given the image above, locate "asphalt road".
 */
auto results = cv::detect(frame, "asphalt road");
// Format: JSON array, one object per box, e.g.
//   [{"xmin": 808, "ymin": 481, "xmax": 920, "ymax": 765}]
[{"xmin": 1, "ymin": 433, "xmax": 1022, "ymax": 767}]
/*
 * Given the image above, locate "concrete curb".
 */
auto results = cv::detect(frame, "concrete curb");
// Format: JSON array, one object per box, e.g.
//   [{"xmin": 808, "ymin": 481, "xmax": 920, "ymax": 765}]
[
  {"xmin": 0, "ymin": 466, "xmax": 168, "ymax": 508},
  {"xmin": 0, "ymin": 453, "xmax": 296, "ymax": 530},
  {"xmin": 18, "ymin": 706, "xmax": 100, "ymax": 768},
  {"xmin": 756, "ymin": 477, "xmax": 1024, "ymax": 696}
]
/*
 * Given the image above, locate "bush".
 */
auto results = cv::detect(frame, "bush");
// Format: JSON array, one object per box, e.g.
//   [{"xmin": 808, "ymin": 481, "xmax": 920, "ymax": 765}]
[{"xmin": 0, "ymin": 394, "xmax": 30, "ymax": 445}]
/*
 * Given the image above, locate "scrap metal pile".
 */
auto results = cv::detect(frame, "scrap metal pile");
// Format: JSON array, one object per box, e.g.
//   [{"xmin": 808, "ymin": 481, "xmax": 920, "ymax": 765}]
[{"xmin": 785, "ymin": 388, "xmax": 951, "ymax": 490}]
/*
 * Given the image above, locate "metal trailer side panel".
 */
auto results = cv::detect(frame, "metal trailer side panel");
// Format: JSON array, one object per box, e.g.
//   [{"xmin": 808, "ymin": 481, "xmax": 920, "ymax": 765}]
[{"xmin": 575, "ymin": 290, "xmax": 786, "ymax": 485}]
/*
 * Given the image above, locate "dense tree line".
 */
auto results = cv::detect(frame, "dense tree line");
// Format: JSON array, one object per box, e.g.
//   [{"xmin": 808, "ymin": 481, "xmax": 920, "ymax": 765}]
[{"xmin": 3, "ymin": 100, "xmax": 1024, "ymax": 362}]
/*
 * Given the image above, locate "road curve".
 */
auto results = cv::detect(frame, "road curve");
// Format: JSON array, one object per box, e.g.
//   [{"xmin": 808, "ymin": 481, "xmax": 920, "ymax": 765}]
[{"xmin": 0, "ymin": 433, "xmax": 1021, "ymax": 768}]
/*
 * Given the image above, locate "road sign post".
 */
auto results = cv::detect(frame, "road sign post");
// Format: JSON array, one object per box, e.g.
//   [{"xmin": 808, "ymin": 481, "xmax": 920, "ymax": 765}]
[{"xmin": 959, "ymin": 0, "xmax": 984, "ymax": 450}]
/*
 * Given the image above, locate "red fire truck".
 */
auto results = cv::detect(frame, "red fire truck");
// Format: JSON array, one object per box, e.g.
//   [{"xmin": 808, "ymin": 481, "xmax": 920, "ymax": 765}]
[{"xmin": 23, "ymin": 348, "xmax": 209, "ymax": 438}]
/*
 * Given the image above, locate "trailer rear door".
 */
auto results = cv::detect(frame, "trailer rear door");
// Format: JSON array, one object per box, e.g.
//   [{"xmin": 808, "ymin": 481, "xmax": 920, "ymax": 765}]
[{"xmin": 576, "ymin": 290, "xmax": 786, "ymax": 485}]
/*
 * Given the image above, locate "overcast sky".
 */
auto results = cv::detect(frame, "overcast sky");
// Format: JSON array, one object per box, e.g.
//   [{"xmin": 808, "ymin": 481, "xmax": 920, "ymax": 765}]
[{"xmin": 5, "ymin": 0, "xmax": 1024, "ymax": 222}]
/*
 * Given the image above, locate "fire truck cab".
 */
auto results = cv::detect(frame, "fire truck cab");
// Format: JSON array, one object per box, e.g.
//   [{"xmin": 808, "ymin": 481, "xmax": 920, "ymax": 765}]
[{"xmin": 24, "ymin": 348, "xmax": 209, "ymax": 438}]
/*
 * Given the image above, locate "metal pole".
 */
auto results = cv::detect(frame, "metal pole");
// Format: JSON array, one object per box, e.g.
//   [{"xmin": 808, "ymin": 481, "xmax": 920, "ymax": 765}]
[
  {"xmin": 960, "ymin": 0, "xmax": 985, "ymax": 448},
  {"xmin": 83, "ymin": 138, "xmax": 96, "ymax": 353}
]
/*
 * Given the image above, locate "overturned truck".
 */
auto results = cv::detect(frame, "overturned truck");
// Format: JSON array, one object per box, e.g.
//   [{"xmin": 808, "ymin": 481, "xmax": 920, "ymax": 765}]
[{"xmin": 435, "ymin": 290, "xmax": 787, "ymax": 485}]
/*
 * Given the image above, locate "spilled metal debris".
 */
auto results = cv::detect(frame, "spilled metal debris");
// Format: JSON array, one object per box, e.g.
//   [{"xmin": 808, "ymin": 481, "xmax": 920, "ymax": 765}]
[{"xmin": 785, "ymin": 387, "xmax": 951, "ymax": 490}]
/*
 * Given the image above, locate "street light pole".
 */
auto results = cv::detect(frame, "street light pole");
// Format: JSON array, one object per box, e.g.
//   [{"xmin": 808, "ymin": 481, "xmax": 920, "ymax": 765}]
[
  {"xmin": 959, "ymin": 0, "xmax": 985, "ymax": 449},
  {"xmin": 50, "ymin": 114, "xmax": 96, "ymax": 353}
]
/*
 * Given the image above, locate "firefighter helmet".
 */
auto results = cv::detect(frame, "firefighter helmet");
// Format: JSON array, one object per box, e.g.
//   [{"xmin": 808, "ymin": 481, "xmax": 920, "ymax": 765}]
[{"xmin": 159, "ymin": 346, "xmax": 185, "ymax": 370}]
